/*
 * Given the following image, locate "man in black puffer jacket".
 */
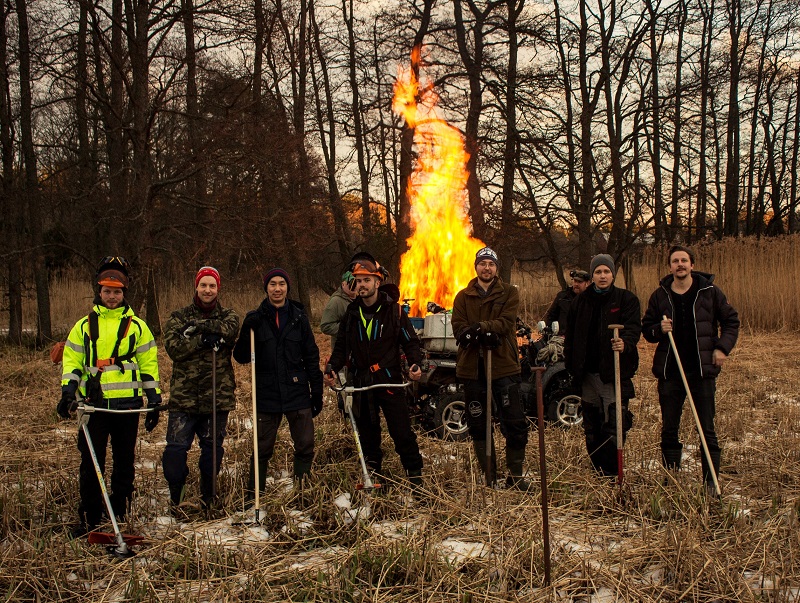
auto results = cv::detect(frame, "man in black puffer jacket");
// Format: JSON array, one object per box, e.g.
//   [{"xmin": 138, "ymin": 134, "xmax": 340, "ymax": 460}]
[
  {"xmin": 642, "ymin": 245, "xmax": 739, "ymax": 490},
  {"xmin": 233, "ymin": 268, "xmax": 323, "ymax": 492},
  {"xmin": 564, "ymin": 254, "xmax": 641, "ymax": 476}
]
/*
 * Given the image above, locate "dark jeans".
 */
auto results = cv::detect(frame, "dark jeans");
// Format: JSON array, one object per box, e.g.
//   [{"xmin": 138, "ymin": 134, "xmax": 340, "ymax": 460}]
[
  {"xmin": 77, "ymin": 411, "xmax": 139, "ymax": 523},
  {"xmin": 658, "ymin": 377, "xmax": 719, "ymax": 460},
  {"xmin": 354, "ymin": 388, "xmax": 423, "ymax": 473},
  {"xmin": 162, "ymin": 410, "xmax": 229, "ymax": 486},
  {"xmin": 580, "ymin": 373, "xmax": 633, "ymax": 476},
  {"xmin": 463, "ymin": 371, "xmax": 529, "ymax": 451}
]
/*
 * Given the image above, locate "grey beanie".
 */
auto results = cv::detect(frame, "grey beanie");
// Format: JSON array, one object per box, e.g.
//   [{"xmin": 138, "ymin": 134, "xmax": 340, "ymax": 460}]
[{"xmin": 589, "ymin": 254, "xmax": 615, "ymax": 276}]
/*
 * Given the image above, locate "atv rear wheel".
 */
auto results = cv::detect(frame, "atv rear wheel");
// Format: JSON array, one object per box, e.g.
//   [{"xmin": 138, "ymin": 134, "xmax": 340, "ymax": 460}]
[{"xmin": 433, "ymin": 394, "xmax": 469, "ymax": 441}]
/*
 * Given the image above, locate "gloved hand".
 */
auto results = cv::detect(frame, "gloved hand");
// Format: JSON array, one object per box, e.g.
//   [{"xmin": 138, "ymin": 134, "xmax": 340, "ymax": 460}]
[
  {"xmin": 480, "ymin": 330, "xmax": 501, "ymax": 349},
  {"xmin": 241, "ymin": 311, "xmax": 260, "ymax": 333},
  {"xmin": 311, "ymin": 394, "xmax": 323, "ymax": 418},
  {"xmin": 144, "ymin": 410, "xmax": 160, "ymax": 433},
  {"xmin": 458, "ymin": 323, "xmax": 482, "ymax": 347},
  {"xmin": 57, "ymin": 391, "xmax": 76, "ymax": 419},
  {"xmin": 182, "ymin": 321, "xmax": 197, "ymax": 339},
  {"xmin": 201, "ymin": 333, "xmax": 223, "ymax": 350}
]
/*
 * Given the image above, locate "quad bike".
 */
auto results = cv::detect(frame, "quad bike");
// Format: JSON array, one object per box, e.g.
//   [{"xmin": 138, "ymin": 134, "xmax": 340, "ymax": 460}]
[{"xmin": 518, "ymin": 320, "xmax": 583, "ymax": 428}]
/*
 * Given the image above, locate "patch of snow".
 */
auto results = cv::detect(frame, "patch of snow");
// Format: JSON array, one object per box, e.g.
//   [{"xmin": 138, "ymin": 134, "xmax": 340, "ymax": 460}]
[
  {"xmin": 333, "ymin": 492, "xmax": 352, "ymax": 509},
  {"xmin": 437, "ymin": 538, "xmax": 488, "ymax": 566},
  {"xmin": 280, "ymin": 509, "xmax": 312, "ymax": 535},
  {"xmin": 768, "ymin": 393, "xmax": 798, "ymax": 405}
]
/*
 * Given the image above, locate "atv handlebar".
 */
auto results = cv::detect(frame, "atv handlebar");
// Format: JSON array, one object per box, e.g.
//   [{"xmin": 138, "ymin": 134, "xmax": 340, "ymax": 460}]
[
  {"xmin": 77, "ymin": 403, "xmax": 168, "ymax": 415},
  {"xmin": 329, "ymin": 382, "xmax": 412, "ymax": 394}
]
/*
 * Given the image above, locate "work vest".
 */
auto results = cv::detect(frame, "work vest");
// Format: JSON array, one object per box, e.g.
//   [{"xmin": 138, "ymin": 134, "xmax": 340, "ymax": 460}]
[{"xmin": 61, "ymin": 304, "xmax": 161, "ymax": 409}]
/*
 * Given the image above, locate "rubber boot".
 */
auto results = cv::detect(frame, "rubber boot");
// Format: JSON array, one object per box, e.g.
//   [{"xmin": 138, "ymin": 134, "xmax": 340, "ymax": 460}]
[
  {"xmin": 661, "ymin": 445, "xmax": 682, "ymax": 486},
  {"xmin": 505, "ymin": 447, "xmax": 534, "ymax": 492},
  {"xmin": 71, "ymin": 507, "xmax": 101, "ymax": 539},
  {"xmin": 167, "ymin": 482, "xmax": 186, "ymax": 518},
  {"xmin": 701, "ymin": 449, "xmax": 721, "ymax": 498},
  {"xmin": 200, "ymin": 473, "xmax": 215, "ymax": 509},
  {"xmin": 472, "ymin": 439, "xmax": 497, "ymax": 486},
  {"xmin": 293, "ymin": 459, "xmax": 312, "ymax": 485},
  {"xmin": 407, "ymin": 468, "xmax": 424, "ymax": 494},
  {"xmin": 245, "ymin": 458, "xmax": 268, "ymax": 504}
]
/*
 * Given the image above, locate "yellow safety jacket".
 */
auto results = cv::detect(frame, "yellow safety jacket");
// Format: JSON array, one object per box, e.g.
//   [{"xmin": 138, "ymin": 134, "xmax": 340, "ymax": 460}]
[{"xmin": 61, "ymin": 304, "xmax": 161, "ymax": 410}]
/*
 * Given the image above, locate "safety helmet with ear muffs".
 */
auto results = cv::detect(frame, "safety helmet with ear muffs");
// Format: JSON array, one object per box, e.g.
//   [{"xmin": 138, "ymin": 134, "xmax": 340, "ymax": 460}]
[{"xmin": 95, "ymin": 256, "xmax": 130, "ymax": 289}]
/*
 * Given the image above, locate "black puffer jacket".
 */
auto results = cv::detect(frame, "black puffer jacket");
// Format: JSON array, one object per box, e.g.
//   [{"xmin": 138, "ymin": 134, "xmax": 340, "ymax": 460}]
[
  {"xmin": 642, "ymin": 271, "xmax": 739, "ymax": 379},
  {"xmin": 233, "ymin": 299, "xmax": 322, "ymax": 414},
  {"xmin": 564, "ymin": 285, "xmax": 641, "ymax": 384},
  {"xmin": 328, "ymin": 284, "xmax": 421, "ymax": 386}
]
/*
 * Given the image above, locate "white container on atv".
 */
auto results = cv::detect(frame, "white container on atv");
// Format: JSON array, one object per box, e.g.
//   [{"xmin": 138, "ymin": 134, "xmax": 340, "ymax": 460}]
[{"xmin": 421, "ymin": 313, "xmax": 458, "ymax": 354}]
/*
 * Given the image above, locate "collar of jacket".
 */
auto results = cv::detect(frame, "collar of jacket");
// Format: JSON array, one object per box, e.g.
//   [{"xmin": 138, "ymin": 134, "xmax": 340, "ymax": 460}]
[
  {"xmin": 92, "ymin": 304, "xmax": 132, "ymax": 319},
  {"xmin": 463, "ymin": 276, "xmax": 504, "ymax": 297},
  {"xmin": 658, "ymin": 270, "xmax": 715, "ymax": 289}
]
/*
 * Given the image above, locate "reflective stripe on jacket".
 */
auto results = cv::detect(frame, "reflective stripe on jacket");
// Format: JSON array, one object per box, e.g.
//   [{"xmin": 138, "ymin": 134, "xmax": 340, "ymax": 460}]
[{"xmin": 61, "ymin": 304, "xmax": 161, "ymax": 409}]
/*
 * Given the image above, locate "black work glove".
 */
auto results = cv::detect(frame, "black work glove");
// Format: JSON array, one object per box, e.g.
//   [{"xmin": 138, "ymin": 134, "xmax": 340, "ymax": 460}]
[
  {"xmin": 201, "ymin": 333, "xmax": 223, "ymax": 350},
  {"xmin": 57, "ymin": 391, "xmax": 76, "ymax": 419},
  {"xmin": 480, "ymin": 330, "xmax": 502, "ymax": 349},
  {"xmin": 311, "ymin": 394, "xmax": 324, "ymax": 418},
  {"xmin": 144, "ymin": 410, "xmax": 160, "ymax": 433},
  {"xmin": 241, "ymin": 311, "xmax": 260, "ymax": 333},
  {"xmin": 458, "ymin": 323, "xmax": 482, "ymax": 348}
]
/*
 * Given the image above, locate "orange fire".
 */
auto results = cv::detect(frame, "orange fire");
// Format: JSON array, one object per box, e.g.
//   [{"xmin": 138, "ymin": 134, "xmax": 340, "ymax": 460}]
[{"xmin": 393, "ymin": 47, "xmax": 485, "ymax": 317}]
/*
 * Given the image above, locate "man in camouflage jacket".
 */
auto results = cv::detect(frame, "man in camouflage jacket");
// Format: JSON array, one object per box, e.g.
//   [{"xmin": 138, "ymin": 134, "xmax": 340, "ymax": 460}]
[{"xmin": 162, "ymin": 267, "xmax": 239, "ymax": 509}]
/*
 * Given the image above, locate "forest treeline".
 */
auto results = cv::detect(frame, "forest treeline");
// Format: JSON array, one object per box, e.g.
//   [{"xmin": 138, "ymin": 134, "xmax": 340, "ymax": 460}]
[{"xmin": 1, "ymin": 0, "xmax": 798, "ymax": 343}]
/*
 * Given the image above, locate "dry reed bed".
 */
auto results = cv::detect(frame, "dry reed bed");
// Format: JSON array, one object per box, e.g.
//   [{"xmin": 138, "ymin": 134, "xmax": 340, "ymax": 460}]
[{"xmin": 1, "ymin": 330, "xmax": 799, "ymax": 602}]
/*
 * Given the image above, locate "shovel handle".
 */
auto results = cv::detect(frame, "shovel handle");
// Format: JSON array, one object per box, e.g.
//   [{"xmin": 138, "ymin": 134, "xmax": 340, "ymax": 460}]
[{"xmin": 608, "ymin": 324, "xmax": 624, "ymax": 486}]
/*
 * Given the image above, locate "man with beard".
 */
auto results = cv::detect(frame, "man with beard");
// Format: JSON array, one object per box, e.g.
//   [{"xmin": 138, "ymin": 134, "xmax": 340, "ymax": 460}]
[
  {"xmin": 564, "ymin": 254, "xmax": 641, "ymax": 477},
  {"xmin": 451, "ymin": 247, "xmax": 532, "ymax": 490},
  {"xmin": 642, "ymin": 245, "xmax": 739, "ymax": 491},
  {"xmin": 324, "ymin": 256, "xmax": 424, "ymax": 489},
  {"xmin": 543, "ymin": 269, "xmax": 591, "ymax": 328},
  {"xmin": 162, "ymin": 267, "xmax": 240, "ymax": 511}
]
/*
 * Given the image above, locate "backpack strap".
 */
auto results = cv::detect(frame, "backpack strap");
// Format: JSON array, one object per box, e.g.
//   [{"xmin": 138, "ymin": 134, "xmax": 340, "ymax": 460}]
[{"xmin": 86, "ymin": 310, "xmax": 134, "ymax": 372}]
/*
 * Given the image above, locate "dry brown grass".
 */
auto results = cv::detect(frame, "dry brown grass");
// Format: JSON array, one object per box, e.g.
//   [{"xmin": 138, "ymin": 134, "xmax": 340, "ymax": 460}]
[{"xmin": 1, "ymin": 328, "xmax": 799, "ymax": 602}]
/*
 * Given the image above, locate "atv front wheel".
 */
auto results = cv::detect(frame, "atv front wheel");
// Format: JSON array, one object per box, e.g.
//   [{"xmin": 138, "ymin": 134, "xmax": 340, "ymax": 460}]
[{"xmin": 433, "ymin": 394, "xmax": 469, "ymax": 441}]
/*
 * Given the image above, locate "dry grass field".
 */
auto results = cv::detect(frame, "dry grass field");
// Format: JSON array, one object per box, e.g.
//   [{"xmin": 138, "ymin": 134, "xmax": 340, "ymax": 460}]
[{"xmin": 1, "ymin": 327, "xmax": 799, "ymax": 602}]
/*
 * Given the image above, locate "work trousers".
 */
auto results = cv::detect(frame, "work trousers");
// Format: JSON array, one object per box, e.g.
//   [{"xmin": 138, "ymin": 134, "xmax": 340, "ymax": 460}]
[
  {"xmin": 353, "ymin": 388, "xmax": 423, "ymax": 473},
  {"xmin": 580, "ymin": 373, "xmax": 633, "ymax": 476},
  {"xmin": 658, "ymin": 376, "xmax": 720, "ymax": 481},
  {"xmin": 463, "ymin": 370, "xmax": 529, "ymax": 451},
  {"xmin": 77, "ymin": 411, "xmax": 139, "ymax": 523},
  {"xmin": 162, "ymin": 410, "xmax": 230, "ymax": 487},
  {"xmin": 253, "ymin": 408, "xmax": 315, "ymax": 467}
]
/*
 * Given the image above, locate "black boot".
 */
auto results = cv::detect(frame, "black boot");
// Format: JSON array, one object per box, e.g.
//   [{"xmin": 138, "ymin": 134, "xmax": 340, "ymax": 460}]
[
  {"xmin": 293, "ymin": 459, "xmax": 312, "ymax": 486},
  {"xmin": 200, "ymin": 473, "xmax": 215, "ymax": 509},
  {"xmin": 407, "ymin": 468, "xmax": 424, "ymax": 493},
  {"xmin": 70, "ymin": 508, "xmax": 101, "ymax": 539},
  {"xmin": 661, "ymin": 445, "xmax": 683, "ymax": 486},
  {"xmin": 505, "ymin": 447, "xmax": 534, "ymax": 492},
  {"xmin": 168, "ymin": 482, "xmax": 186, "ymax": 518},
  {"xmin": 108, "ymin": 494, "xmax": 130, "ymax": 523},
  {"xmin": 472, "ymin": 439, "xmax": 497, "ymax": 486}
]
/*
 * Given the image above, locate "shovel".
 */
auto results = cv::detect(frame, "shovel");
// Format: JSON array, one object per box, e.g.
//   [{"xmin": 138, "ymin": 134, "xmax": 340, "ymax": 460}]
[
  {"xmin": 250, "ymin": 329, "xmax": 260, "ymax": 522},
  {"xmin": 533, "ymin": 366, "xmax": 551, "ymax": 586},
  {"xmin": 211, "ymin": 345, "xmax": 218, "ymax": 501},
  {"xmin": 485, "ymin": 348, "xmax": 494, "ymax": 487}
]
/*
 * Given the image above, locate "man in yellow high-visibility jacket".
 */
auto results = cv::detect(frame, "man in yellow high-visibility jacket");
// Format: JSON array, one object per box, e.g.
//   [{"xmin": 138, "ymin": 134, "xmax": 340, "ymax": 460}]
[{"xmin": 58, "ymin": 256, "xmax": 162, "ymax": 536}]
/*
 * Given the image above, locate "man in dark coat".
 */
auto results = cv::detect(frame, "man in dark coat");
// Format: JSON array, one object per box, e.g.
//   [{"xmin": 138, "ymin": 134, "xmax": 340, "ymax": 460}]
[
  {"xmin": 324, "ymin": 256, "xmax": 424, "ymax": 488},
  {"xmin": 564, "ymin": 254, "xmax": 641, "ymax": 476},
  {"xmin": 162, "ymin": 267, "xmax": 239, "ymax": 509},
  {"xmin": 233, "ymin": 268, "xmax": 323, "ymax": 492},
  {"xmin": 543, "ymin": 269, "xmax": 590, "ymax": 328},
  {"xmin": 642, "ymin": 245, "xmax": 739, "ymax": 489},
  {"xmin": 451, "ymin": 247, "xmax": 531, "ymax": 490}
]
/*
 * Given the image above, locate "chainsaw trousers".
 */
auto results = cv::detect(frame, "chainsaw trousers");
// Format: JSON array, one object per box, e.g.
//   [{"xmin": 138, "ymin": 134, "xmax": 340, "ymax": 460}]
[
  {"xmin": 580, "ymin": 373, "xmax": 633, "ymax": 476},
  {"xmin": 353, "ymin": 388, "xmax": 422, "ymax": 474},
  {"xmin": 463, "ymin": 371, "xmax": 529, "ymax": 451},
  {"xmin": 162, "ymin": 410, "xmax": 229, "ymax": 488},
  {"xmin": 77, "ymin": 411, "xmax": 139, "ymax": 522}
]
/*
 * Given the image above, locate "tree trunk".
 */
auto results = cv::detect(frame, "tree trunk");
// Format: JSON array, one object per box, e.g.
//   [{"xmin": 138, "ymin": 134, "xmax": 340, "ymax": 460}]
[
  {"xmin": 647, "ymin": 0, "xmax": 665, "ymax": 242},
  {"xmin": 669, "ymin": 0, "xmax": 686, "ymax": 240},
  {"xmin": 16, "ymin": 0, "xmax": 52, "ymax": 346},
  {"xmin": 789, "ymin": 67, "xmax": 800, "ymax": 234}
]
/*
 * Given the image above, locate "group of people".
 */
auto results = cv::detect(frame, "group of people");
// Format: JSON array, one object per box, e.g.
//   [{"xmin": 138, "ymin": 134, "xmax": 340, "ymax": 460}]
[{"xmin": 58, "ymin": 243, "xmax": 739, "ymax": 536}]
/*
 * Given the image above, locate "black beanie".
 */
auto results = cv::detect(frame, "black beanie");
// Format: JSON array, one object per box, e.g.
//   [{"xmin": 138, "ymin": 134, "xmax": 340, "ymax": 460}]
[{"xmin": 263, "ymin": 267, "xmax": 291, "ymax": 292}]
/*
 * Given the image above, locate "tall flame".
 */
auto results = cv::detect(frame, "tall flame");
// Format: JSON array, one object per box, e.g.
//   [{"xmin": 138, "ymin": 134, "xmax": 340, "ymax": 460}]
[{"xmin": 394, "ymin": 47, "xmax": 485, "ymax": 316}]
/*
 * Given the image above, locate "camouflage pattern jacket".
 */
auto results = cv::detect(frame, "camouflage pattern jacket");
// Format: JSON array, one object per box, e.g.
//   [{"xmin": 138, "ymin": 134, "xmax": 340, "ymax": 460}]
[{"xmin": 164, "ymin": 301, "xmax": 240, "ymax": 413}]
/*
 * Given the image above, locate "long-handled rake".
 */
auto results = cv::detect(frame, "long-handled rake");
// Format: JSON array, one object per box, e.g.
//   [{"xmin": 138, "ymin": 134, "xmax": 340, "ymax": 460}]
[
  {"xmin": 663, "ymin": 315, "xmax": 721, "ymax": 496},
  {"xmin": 77, "ymin": 403, "xmax": 164, "ymax": 558}
]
